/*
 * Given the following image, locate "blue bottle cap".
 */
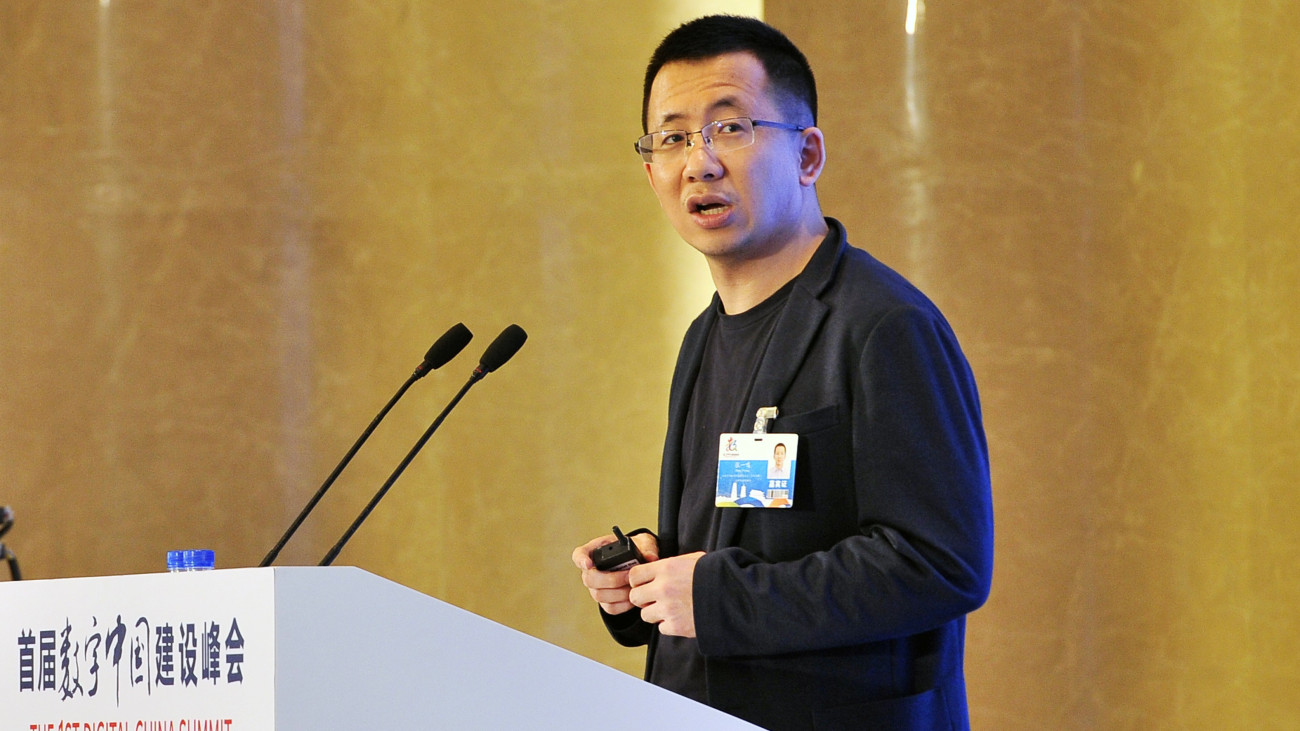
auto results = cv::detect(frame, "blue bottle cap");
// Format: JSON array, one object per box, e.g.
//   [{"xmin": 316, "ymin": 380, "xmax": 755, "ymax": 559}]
[{"xmin": 166, "ymin": 549, "xmax": 216, "ymax": 571}]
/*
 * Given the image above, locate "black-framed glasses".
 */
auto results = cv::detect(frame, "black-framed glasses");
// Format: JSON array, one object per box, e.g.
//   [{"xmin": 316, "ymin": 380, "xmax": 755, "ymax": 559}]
[{"xmin": 634, "ymin": 117, "xmax": 807, "ymax": 163}]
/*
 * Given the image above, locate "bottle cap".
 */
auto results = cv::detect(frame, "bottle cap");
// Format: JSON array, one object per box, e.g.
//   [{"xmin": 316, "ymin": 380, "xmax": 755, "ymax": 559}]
[{"xmin": 166, "ymin": 549, "xmax": 216, "ymax": 572}]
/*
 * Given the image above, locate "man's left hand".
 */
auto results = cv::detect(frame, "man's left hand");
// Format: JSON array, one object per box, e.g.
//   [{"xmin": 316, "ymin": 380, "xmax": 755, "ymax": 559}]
[{"xmin": 628, "ymin": 551, "xmax": 705, "ymax": 638}]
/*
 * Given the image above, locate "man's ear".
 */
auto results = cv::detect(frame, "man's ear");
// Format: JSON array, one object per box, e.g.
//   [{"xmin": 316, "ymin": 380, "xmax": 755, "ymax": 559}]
[{"xmin": 798, "ymin": 127, "xmax": 826, "ymax": 187}]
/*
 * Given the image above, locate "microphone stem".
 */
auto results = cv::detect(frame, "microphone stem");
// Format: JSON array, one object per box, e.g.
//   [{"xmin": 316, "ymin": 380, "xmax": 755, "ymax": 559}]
[
  {"xmin": 318, "ymin": 370, "xmax": 485, "ymax": 567},
  {"xmin": 259, "ymin": 372, "xmax": 420, "ymax": 568},
  {"xmin": 2, "ymin": 545, "xmax": 20, "ymax": 581}
]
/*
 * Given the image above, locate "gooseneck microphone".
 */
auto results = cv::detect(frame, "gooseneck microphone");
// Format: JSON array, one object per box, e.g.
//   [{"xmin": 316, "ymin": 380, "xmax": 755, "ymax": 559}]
[
  {"xmin": 1, "ymin": 506, "xmax": 20, "ymax": 581},
  {"xmin": 258, "ymin": 323, "xmax": 473, "ymax": 567},
  {"xmin": 319, "ymin": 324, "xmax": 527, "ymax": 566}
]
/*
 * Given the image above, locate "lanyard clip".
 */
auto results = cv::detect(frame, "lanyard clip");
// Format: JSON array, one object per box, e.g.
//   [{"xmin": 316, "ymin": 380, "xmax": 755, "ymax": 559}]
[{"xmin": 753, "ymin": 406, "xmax": 779, "ymax": 435}]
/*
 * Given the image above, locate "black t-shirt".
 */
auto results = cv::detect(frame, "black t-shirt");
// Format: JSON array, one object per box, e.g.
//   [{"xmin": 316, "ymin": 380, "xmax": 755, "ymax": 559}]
[{"xmin": 648, "ymin": 281, "xmax": 794, "ymax": 702}]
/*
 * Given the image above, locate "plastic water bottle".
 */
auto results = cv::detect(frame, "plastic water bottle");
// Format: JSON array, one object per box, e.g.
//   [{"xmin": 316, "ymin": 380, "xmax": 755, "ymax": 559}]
[{"xmin": 166, "ymin": 549, "xmax": 215, "ymax": 572}]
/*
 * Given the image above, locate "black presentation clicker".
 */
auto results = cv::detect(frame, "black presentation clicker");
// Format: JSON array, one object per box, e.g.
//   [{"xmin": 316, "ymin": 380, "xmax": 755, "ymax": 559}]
[{"xmin": 591, "ymin": 526, "xmax": 646, "ymax": 571}]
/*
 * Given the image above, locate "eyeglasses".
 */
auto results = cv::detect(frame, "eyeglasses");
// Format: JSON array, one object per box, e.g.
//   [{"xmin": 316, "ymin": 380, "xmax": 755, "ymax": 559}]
[{"xmin": 634, "ymin": 117, "xmax": 807, "ymax": 164}]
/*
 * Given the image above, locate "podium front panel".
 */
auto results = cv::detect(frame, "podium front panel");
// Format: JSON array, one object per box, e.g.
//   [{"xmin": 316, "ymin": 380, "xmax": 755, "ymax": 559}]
[
  {"xmin": 1, "ymin": 568, "xmax": 276, "ymax": 729},
  {"xmin": 2, "ymin": 567, "xmax": 758, "ymax": 730}
]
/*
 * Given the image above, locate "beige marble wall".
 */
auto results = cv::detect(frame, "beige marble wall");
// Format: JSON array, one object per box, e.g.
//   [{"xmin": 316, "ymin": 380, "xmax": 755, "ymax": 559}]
[
  {"xmin": 769, "ymin": 0, "xmax": 1300, "ymax": 728},
  {"xmin": 3, "ymin": 0, "xmax": 1297, "ymax": 726},
  {"xmin": 0, "ymin": 0, "xmax": 763, "ymax": 678}
]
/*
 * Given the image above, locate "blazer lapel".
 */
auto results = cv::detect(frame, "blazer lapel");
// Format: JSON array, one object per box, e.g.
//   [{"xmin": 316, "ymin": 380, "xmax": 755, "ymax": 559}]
[
  {"xmin": 712, "ymin": 287, "xmax": 830, "ymax": 550},
  {"xmin": 658, "ymin": 302, "xmax": 718, "ymax": 557}
]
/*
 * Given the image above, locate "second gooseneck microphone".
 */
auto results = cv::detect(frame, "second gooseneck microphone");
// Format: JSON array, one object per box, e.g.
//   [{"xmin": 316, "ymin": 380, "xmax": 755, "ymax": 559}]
[{"xmin": 318, "ymin": 324, "xmax": 527, "ymax": 566}]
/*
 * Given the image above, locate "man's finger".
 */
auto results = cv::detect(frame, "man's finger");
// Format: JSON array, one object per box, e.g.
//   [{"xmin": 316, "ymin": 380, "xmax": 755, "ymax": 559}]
[
  {"xmin": 627, "ymin": 560, "xmax": 658, "ymax": 588},
  {"xmin": 582, "ymin": 566, "xmax": 632, "ymax": 591},
  {"xmin": 571, "ymin": 534, "xmax": 617, "ymax": 570}
]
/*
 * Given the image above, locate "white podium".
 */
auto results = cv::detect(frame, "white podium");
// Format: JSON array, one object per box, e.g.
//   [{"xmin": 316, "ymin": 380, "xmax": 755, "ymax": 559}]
[{"xmin": 0, "ymin": 567, "xmax": 757, "ymax": 729}]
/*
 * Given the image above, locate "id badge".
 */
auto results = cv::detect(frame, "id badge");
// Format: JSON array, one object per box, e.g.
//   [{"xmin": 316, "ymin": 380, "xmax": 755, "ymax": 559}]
[{"xmin": 715, "ymin": 433, "xmax": 798, "ymax": 508}]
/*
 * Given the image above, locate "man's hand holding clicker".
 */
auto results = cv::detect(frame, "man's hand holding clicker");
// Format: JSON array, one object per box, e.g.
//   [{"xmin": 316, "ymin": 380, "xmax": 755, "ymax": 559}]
[{"xmin": 572, "ymin": 532, "xmax": 661, "ymax": 616}]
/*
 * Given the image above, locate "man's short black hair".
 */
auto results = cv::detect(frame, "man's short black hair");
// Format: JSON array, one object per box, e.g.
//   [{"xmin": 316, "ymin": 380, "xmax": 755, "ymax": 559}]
[{"xmin": 642, "ymin": 15, "xmax": 818, "ymax": 134}]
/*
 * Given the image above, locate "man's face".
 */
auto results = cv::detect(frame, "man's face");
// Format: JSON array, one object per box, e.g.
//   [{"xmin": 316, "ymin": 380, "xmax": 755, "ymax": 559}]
[
  {"xmin": 643, "ymin": 52, "xmax": 812, "ymax": 264},
  {"xmin": 774, "ymin": 444, "xmax": 786, "ymax": 469}
]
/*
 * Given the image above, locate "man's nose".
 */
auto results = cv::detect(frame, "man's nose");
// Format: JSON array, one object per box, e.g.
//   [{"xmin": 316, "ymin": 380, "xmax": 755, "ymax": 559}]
[{"xmin": 683, "ymin": 132, "xmax": 722, "ymax": 180}]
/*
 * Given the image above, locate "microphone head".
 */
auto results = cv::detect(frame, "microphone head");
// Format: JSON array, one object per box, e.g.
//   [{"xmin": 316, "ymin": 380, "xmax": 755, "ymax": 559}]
[
  {"xmin": 477, "ymin": 324, "xmax": 528, "ymax": 374},
  {"xmin": 421, "ymin": 323, "xmax": 474, "ymax": 371}
]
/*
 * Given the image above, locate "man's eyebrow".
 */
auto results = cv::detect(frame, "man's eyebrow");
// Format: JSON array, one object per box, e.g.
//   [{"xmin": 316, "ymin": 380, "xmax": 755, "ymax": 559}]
[
  {"xmin": 656, "ymin": 111, "xmax": 687, "ymax": 128},
  {"xmin": 653, "ymin": 97, "xmax": 746, "ymax": 129}
]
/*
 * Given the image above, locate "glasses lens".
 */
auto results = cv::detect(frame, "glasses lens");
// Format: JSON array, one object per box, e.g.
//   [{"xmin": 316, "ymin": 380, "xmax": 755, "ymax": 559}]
[
  {"xmin": 704, "ymin": 118, "xmax": 755, "ymax": 152},
  {"xmin": 636, "ymin": 135, "xmax": 655, "ymax": 162},
  {"xmin": 636, "ymin": 132, "xmax": 679, "ymax": 162}
]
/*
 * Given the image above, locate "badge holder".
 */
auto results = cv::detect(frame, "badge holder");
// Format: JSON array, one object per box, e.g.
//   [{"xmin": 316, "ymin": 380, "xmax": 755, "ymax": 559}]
[{"xmin": 715, "ymin": 407, "xmax": 798, "ymax": 508}]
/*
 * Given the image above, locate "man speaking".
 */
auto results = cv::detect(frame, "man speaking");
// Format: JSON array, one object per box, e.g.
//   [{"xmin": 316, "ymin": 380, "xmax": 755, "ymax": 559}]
[{"xmin": 573, "ymin": 15, "xmax": 994, "ymax": 730}]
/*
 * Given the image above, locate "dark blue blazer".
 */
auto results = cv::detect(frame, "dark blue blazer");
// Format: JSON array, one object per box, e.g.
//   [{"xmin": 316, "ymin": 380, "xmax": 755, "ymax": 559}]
[{"xmin": 608, "ymin": 219, "xmax": 994, "ymax": 730}]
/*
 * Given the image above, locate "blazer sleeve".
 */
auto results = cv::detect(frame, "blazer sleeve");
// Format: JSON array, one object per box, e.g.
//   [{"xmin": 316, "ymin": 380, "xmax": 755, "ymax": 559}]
[
  {"xmin": 693, "ymin": 304, "xmax": 995, "ymax": 658},
  {"xmin": 600, "ymin": 606, "xmax": 655, "ymax": 648}
]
